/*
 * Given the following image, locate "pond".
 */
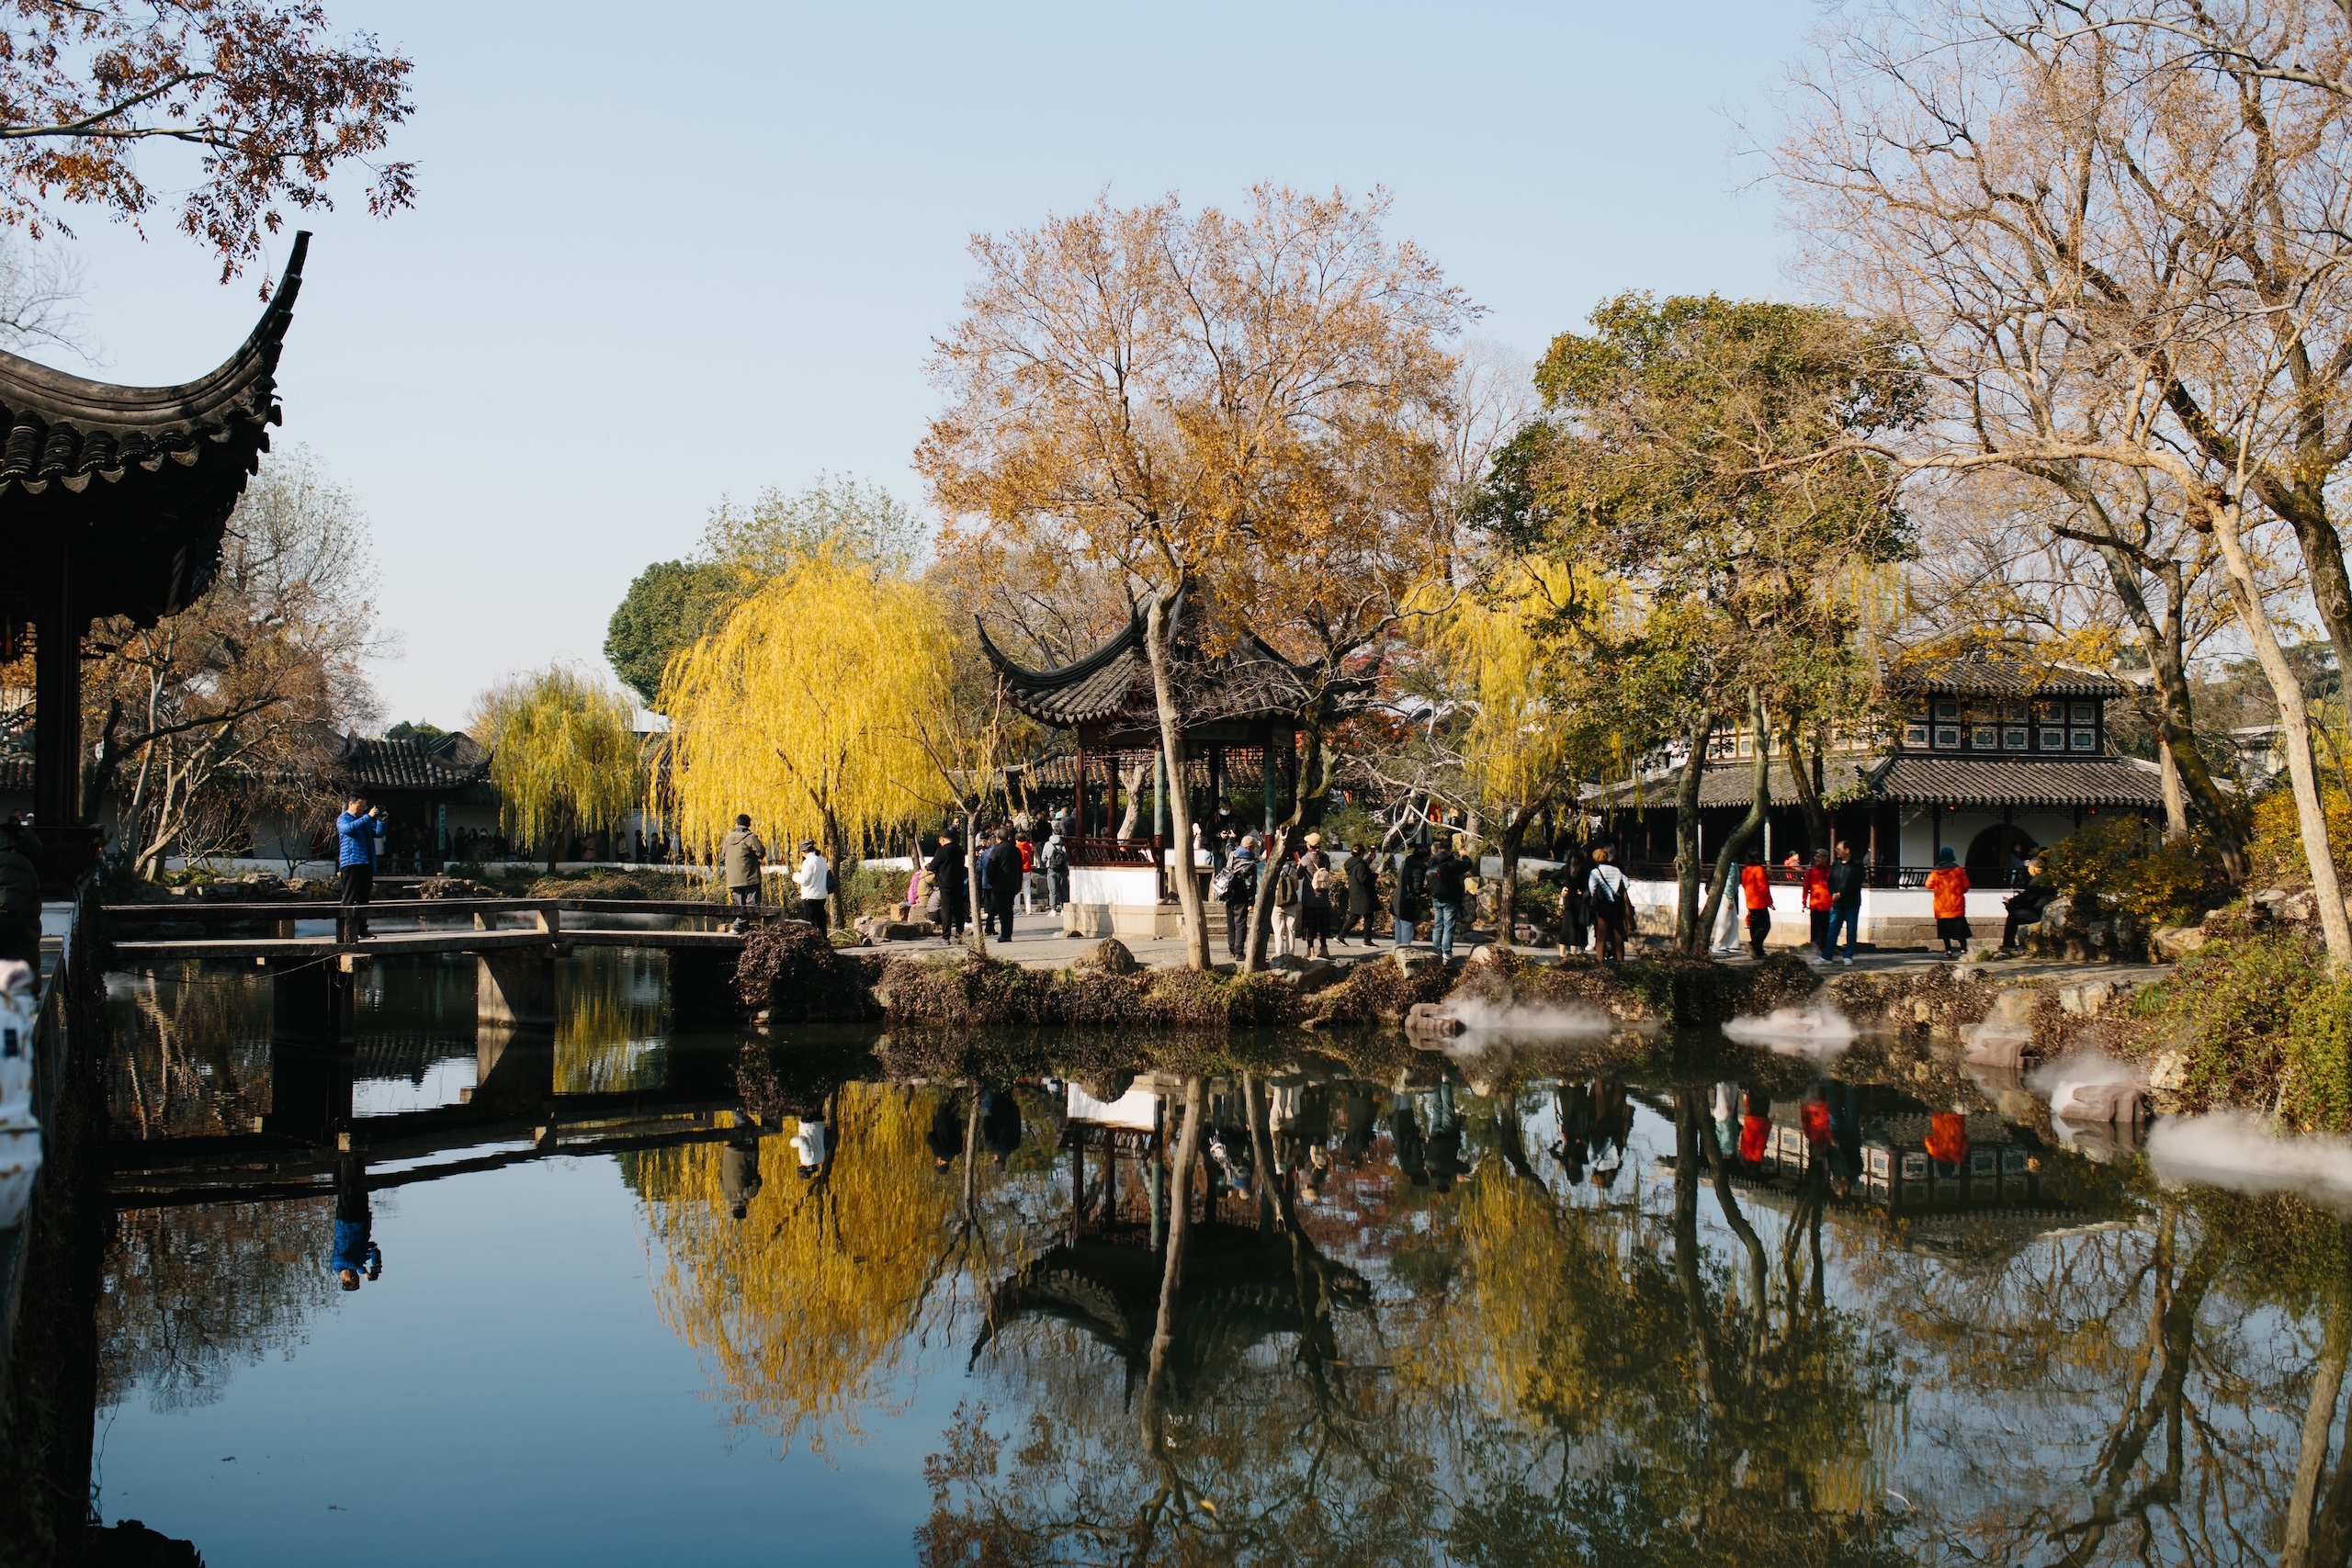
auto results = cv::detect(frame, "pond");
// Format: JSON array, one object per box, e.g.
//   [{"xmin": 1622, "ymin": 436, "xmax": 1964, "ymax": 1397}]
[{"xmin": 80, "ymin": 950, "xmax": 2352, "ymax": 1565}]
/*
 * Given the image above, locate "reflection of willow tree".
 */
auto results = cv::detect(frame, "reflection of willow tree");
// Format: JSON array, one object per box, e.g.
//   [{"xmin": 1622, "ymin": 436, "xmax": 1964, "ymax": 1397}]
[
  {"xmin": 628, "ymin": 1083, "xmax": 963, "ymax": 1450},
  {"xmin": 99, "ymin": 1198, "xmax": 333, "ymax": 1413},
  {"xmin": 552, "ymin": 953, "xmax": 666, "ymax": 1094}
]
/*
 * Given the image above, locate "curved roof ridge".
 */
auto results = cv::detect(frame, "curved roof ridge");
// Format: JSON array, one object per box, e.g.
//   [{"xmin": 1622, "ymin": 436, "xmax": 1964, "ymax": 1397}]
[
  {"xmin": 0, "ymin": 231, "xmax": 306, "ymax": 427},
  {"xmin": 973, "ymin": 599, "xmax": 1147, "ymax": 690}
]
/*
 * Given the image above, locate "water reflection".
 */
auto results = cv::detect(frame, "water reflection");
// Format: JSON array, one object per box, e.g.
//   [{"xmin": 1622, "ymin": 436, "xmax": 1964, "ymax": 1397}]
[{"xmin": 74, "ymin": 952, "xmax": 2352, "ymax": 1565}]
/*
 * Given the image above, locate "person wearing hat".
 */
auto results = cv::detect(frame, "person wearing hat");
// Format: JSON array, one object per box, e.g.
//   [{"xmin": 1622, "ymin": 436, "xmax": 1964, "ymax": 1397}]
[
  {"xmin": 1297, "ymin": 831, "xmax": 1333, "ymax": 959},
  {"xmin": 1926, "ymin": 845, "xmax": 1972, "ymax": 958},
  {"xmin": 721, "ymin": 814, "xmax": 767, "ymax": 932},
  {"xmin": 795, "ymin": 838, "xmax": 832, "ymax": 929}
]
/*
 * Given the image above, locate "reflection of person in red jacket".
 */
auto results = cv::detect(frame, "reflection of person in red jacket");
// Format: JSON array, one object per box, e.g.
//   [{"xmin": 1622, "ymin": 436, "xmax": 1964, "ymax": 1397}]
[
  {"xmin": 1738, "ymin": 1089, "xmax": 1772, "ymax": 1165},
  {"xmin": 1925, "ymin": 1108, "xmax": 1970, "ymax": 1177}
]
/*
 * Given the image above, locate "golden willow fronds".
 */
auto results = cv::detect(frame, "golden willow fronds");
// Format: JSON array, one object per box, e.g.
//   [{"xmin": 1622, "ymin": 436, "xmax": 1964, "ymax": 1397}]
[
  {"xmin": 1423, "ymin": 558, "xmax": 1621, "ymax": 809},
  {"xmin": 629, "ymin": 1086, "xmax": 960, "ymax": 1451},
  {"xmin": 654, "ymin": 548, "xmax": 957, "ymax": 861},
  {"xmin": 469, "ymin": 664, "xmax": 642, "ymax": 848}
]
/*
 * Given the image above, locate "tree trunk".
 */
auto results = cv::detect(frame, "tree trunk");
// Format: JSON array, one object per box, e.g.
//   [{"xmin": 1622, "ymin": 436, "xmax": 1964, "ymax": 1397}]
[
  {"xmin": 1141, "ymin": 592, "xmax": 1209, "ymax": 969},
  {"xmin": 2282, "ymin": 1295, "xmax": 2352, "ymax": 1568},
  {"xmin": 1673, "ymin": 713, "xmax": 1713, "ymax": 952},
  {"xmin": 1781, "ymin": 718, "xmax": 1829, "ymax": 854},
  {"xmin": 1693, "ymin": 705, "xmax": 1772, "ymax": 957},
  {"xmin": 2212, "ymin": 502, "xmax": 2352, "ymax": 968},
  {"xmin": 825, "ymin": 817, "xmax": 848, "ymax": 931},
  {"xmin": 1144, "ymin": 1076, "xmax": 1204, "ymax": 1402},
  {"xmin": 961, "ymin": 803, "xmax": 987, "ymax": 958},
  {"xmin": 1497, "ymin": 806, "xmax": 1537, "ymax": 946},
  {"xmin": 2158, "ymin": 737, "xmax": 2189, "ymax": 844}
]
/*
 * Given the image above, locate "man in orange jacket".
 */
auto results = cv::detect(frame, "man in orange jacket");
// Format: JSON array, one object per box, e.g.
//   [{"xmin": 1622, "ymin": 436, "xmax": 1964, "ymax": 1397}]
[
  {"xmin": 1739, "ymin": 858, "xmax": 1774, "ymax": 959},
  {"xmin": 1802, "ymin": 849, "xmax": 1834, "ymax": 956}
]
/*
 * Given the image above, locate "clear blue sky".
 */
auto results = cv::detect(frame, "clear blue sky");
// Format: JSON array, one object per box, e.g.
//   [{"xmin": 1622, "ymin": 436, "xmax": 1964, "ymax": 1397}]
[{"xmin": 45, "ymin": 0, "xmax": 1821, "ymax": 728}]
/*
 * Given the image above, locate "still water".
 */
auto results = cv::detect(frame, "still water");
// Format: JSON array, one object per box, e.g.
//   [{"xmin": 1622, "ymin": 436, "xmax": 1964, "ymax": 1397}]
[{"xmin": 89, "ymin": 952, "xmax": 2352, "ymax": 1565}]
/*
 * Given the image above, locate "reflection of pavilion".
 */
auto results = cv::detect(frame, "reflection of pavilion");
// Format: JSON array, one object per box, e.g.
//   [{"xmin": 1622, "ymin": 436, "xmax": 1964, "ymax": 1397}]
[{"xmin": 978, "ymin": 1072, "xmax": 1372, "ymax": 1400}]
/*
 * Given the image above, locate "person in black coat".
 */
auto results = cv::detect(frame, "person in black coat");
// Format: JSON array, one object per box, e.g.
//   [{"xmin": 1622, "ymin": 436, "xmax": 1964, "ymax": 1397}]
[
  {"xmin": 984, "ymin": 830, "xmax": 1025, "ymax": 940},
  {"xmin": 927, "ymin": 831, "xmax": 969, "ymax": 941},
  {"xmin": 1391, "ymin": 843, "xmax": 1430, "ymax": 946},
  {"xmin": 1337, "ymin": 840, "xmax": 1380, "ymax": 944}
]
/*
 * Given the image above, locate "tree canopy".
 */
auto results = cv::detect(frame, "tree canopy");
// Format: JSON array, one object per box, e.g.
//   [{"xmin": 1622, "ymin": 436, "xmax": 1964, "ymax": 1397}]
[
  {"xmin": 469, "ymin": 664, "xmax": 640, "ymax": 865},
  {"xmin": 603, "ymin": 559, "xmax": 750, "ymax": 710}
]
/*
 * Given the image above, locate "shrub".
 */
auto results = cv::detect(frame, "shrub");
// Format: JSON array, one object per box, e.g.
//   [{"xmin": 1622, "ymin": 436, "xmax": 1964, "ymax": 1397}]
[
  {"xmin": 2248, "ymin": 776, "xmax": 2352, "ymax": 889},
  {"xmin": 2040, "ymin": 817, "xmax": 2226, "ymax": 930},
  {"xmin": 2129, "ymin": 931, "xmax": 2352, "ymax": 1131},
  {"xmin": 732, "ymin": 919, "xmax": 878, "ymax": 1021}
]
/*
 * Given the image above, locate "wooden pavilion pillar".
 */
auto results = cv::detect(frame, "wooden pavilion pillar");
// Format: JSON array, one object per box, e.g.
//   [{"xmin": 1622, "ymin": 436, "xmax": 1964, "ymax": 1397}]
[{"xmin": 31, "ymin": 550, "xmax": 81, "ymax": 829}]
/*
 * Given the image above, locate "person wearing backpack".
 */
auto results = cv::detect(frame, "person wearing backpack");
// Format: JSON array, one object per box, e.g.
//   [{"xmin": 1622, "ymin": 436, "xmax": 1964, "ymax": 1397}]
[
  {"xmin": 1587, "ymin": 845, "xmax": 1630, "ymax": 963},
  {"xmin": 1269, "ymin": 849, "xmax": 1303, "ymax": 959},
  {"xmin": 1043, "ymin": 832, "xmax": 1070, "ymax": 912},
  {"xmin": 1217, "ymin": 838, "xmax": 1261, "ymax": 960},
  {"xmin": 1298, "ymin": 831, "xmax": 1333, "ymax": 959}
]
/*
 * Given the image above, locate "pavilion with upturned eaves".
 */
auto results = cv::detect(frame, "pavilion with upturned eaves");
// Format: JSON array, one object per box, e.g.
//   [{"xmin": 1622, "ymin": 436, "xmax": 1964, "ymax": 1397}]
[
  {"xmin": 978, "ymin": 599, "xmax": 1367, "ymax": 935},
  {"xmin": 0, "ymin": 234, "xmax": 307, "ymax": 891}
]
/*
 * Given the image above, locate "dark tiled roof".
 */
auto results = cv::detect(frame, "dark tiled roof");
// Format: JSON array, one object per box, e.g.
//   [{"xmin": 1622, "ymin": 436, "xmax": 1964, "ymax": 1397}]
[
  {"xmin": 1592, "ymin": 758, "xmax": 1878, "ymax": 810},
  {"xmin": 1885, "ymin": 654, "xmax": 2130, "ymax": 700},
  {"xmin": 978, "ymin": 599, "xmax": 1368, "ymax": 732},
  {"xmin": 1595, "ymin": 753, "xmax": 2165, "ymax": 811},
  {"xmin": 330, "ymin": 731, "xmax": 492, "ymax": 794},
  {"xmin": 0, "ymin": 233, "xmax": 307, "ymax": 624},
  {"xmin": 1872, "ymin": 755, "xmax": 2165, "ymax": 808}
]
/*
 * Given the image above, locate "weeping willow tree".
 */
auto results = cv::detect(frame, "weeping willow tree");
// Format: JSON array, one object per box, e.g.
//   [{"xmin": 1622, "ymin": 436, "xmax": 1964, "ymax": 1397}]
[
  {"xmin": 629, "ymin": 1086, "xmax": 961, "ymax": 1450},
  {"xmin": 655, "ymin": 547, "xmax": 960, "ymax": 919},
  {"xmin": 1419, "ymin": 557, "xmax": 1622, "ymax": 937},
  {"xmin": 469, "ymin": 664, "xmax": 642, "ymax": 872}
]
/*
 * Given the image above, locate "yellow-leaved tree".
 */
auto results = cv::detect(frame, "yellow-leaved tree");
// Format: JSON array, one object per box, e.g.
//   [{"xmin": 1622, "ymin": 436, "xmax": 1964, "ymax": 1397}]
[
  {"xmin": 1418, "ymin": 557, "xmax": 1621, "ymax": 936},
  {"xmin": 469, "ymin": 664, "xmax": 642, "ymax": 873},
  {"xmin": 656, "ymin": 546, "xmax": 958, "ymax": 924},
  {"xmin": 628, "ymin": 1086, "xmax": 959, "ymax": 1450}
]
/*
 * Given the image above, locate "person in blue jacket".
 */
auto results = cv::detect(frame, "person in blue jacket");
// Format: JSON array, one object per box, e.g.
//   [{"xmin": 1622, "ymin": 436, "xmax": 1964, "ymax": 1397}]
[{"xmin": 335, "ymin": 795, "xmax": 387, "ymax": 937}]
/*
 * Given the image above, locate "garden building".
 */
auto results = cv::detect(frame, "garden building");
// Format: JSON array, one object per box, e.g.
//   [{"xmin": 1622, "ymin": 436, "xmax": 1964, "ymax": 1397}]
[
  {"xmin": 1592, "ymin": 654, "xmax": 2167, "ymax": 948},
  {"xmin": 0, "ymin": 234, "xmax": 307, "ymax": 891}
]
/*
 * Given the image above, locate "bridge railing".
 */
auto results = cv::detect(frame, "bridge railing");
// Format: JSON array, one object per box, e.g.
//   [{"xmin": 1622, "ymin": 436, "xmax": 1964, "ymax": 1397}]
[{"xmin": 105, "ymin": 895, "xmax": 790, "ymax": 946}]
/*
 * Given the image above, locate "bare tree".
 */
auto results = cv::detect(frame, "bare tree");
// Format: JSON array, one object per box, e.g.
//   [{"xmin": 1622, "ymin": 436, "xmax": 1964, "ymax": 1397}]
[
  {"xmin": 82, "ymin": 445, "xmax": 380, "ymax": 877},
  {"xmin": 1778, "ymin": 0, "xmax": 2352, "ymax": 962}
]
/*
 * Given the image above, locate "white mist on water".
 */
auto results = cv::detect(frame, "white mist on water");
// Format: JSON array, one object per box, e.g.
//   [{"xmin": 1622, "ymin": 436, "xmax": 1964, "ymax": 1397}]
[
  {"xmin": 1721, "ymin": 1003, "xmax": 1860, "ymax": 1055},
  {"xmin": 1445, "ymin": 998, "xmax": 1615, "ymax": 1034},
  {"xmin": 2148, "ymin": 1112, "xmax": 2352, "ymax": 1213},
  {"xmin": 2031, "ymin": 1050, "xmax": 2148, "ymax": 1125}
]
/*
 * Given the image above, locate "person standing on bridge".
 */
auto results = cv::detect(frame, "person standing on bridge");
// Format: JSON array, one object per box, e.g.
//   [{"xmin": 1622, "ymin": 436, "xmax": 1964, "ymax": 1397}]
[
  {"xmin": 796, "ymin": 840, "xmax": 831, "ymax": 928},
  {"xmin": 721, "ymin": 815, "xmax": 767, "ymax": 932},
  {"xmin": 335, "ymin": 796, "xmax": 387, "ymax": 939}
]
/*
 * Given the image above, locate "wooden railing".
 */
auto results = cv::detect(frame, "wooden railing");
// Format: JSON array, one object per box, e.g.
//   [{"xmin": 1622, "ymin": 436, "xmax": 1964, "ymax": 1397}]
[
  {"xmin": 1066, "ymin": 835, "xmax": 1161, "ymax": 868},
  {"xmin": 104, "ymin": 896, "xmax": 789, "ymax": 947}
]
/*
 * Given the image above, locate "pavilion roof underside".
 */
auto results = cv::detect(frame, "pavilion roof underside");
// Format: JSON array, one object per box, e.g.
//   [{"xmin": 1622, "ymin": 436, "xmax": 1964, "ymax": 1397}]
[
  {"xmin": 978, "ymin": 606, "xmax": 1368, "ymax": 732},
  {"xmin": 0, "ymin": 233, "xmax": 306, "ymax": 624}
]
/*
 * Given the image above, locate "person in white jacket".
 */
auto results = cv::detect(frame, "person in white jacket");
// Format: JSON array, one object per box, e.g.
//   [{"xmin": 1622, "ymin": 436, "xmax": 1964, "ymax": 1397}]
[{"xmin": 796, "ymin": 840, "xmax": 831, "ymax": 928}]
